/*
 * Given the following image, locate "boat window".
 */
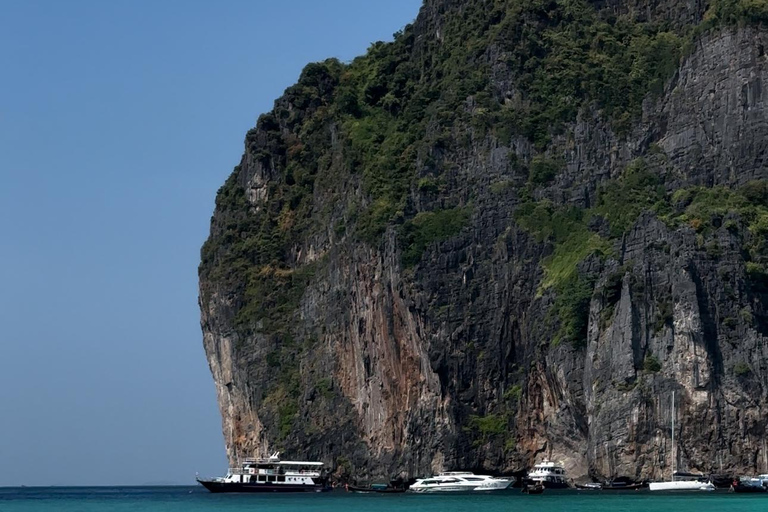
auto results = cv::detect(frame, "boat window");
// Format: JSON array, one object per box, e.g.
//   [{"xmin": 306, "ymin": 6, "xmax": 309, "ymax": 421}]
[
  {"xmin": 268, "ymin": 475, "xmax": 276, "ymax": 482},
  {"xmin": 277, "ymin": 476, "xmax": 285, "ymax": 483},
  {"xmin": 258, "ymin": 475, "xmax": 265, "ymax": 483}
]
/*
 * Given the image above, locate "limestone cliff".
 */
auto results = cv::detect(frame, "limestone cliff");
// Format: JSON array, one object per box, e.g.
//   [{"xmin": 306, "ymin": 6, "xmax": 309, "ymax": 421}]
[{"xmin": 200, "ymin": 0, "xmax": 768, "ymax": 482}]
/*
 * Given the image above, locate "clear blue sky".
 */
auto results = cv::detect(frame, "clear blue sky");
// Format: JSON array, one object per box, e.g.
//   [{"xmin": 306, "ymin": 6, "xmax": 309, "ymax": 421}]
[{"xmin": 0, "ymin": 0, "xmax": 421, "ymax": 486}]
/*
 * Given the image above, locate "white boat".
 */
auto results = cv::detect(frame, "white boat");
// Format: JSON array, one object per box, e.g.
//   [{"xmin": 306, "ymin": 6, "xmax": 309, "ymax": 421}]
[
  {"xmin": 527, "ymin": 460, "xmax": 569, "ymax": 488},
  {"xmin": 409, "ymin": 471, "xmax": 514, "ymax": 492},
  {"xmin": 649, "ymin": 392, "xmax": 714, "ymax": 492},
  {"xmin": 197, "ymin": 452, "xmax": 330, "ymax": 493},
  {"xmin": 649, "ymin": 475, "xmax": 715, "ymax": 491}
]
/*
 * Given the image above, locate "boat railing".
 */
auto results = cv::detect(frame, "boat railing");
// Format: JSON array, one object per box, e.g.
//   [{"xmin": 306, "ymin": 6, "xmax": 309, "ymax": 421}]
[
  {"xmin": 228, "ymin": 468, "xmax": 320, "ymax": 476},
  {"xmin": 671, "ymin": 472, "xmax": 709, "ymax": 482}
]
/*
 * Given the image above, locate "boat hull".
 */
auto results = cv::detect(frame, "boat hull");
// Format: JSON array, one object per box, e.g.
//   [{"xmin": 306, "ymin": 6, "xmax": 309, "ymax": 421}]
[
  {"xmin": 602, "ymin": 483, "xmax": 647, "ymax": 491},
  {"xmin": 731, "ymin": 485, "xmax": 767, "ymax": 493},
  {"xmin": 730, "ymin": 480, "xmax": 767, "ymax": 493},
  {"xmin": 347, "ymin": 486, "xmax": 406, "ymax": 493},
  {"xmin": 522, "ymin": 484, "xmax": 545, "ymax": 494},
  {"xmin": 409, "ymin": 484, "xmax": 511, "ymax": 492},
  {"xmin": 525, "ymin": 479, "xmax": 569, "ymax": 489},
  {"xmin": 197, "ymin": 479, "xmax": 330, "ymax": 493},
  {"xmin": 542, "ymin": 481, "xmax": 570, "ymax": 489},
  {"xmin": 649, "ymin": 481, "xmax": 715, "ymax": 491},
  {"xmin": 473, "ymin": 480, "xmax": 513, "ymax": 491},
  {"xmin": 409, "ymin": 485, "xmax": 477, "ymax": 492}
]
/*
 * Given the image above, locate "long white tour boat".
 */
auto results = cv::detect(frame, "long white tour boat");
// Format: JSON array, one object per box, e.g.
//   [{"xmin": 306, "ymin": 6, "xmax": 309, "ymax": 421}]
[
  {"xmin": 409, "ymin": 472, "xmax": 514, "ymax": 492},
  {"xmin": 197, "ymin": 452, "xmax": 330, "ymax": 493}
]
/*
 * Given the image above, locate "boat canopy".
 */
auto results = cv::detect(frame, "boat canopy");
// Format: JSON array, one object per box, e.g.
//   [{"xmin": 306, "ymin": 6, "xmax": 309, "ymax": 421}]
[
  {"xmin": 242, "ymin": 451, "xmax": 324, "ymax": 466},
  {"xmin": 243, "ymin": 459, "xmax": 324, "ymax": 466}
]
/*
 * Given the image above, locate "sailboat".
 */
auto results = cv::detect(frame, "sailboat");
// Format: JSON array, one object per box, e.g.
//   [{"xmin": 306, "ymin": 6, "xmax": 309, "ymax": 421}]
[{"xmin": 649, "ymin": 392, "xmax": 715, "ymax": 491}]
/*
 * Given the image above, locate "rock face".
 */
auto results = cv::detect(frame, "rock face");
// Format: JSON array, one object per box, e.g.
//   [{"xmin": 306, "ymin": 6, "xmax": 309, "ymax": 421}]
[{"xmin": 200, "ymin": 0, "xmax": 768, "ymax": 482}]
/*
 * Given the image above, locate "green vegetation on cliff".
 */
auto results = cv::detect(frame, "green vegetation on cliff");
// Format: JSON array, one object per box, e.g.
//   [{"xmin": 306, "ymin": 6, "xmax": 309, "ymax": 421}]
[
  {"xmin": 516, "ymin": 172, "xmax": 768, "ymax": 346},
  {"xmin": 594, "ymin": 160, "xmax": 667, "ymax": 237},
  {"xmin": 704, "ymin": 0, "xmax": 768, "ymax": 25},
  {"xmin": 400, "ymin": 207, "xmax": 472, "ymax": 266}
]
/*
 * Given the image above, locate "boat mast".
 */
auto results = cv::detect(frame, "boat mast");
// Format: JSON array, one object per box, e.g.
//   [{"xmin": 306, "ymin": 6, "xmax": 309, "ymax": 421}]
[{"xmin": 671, "ymin": 391, "xmax": 675, "ymax": 478}]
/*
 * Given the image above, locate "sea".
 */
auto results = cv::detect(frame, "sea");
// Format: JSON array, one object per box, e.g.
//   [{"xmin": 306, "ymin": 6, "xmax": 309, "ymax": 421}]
[{"xmin": 1, "ymin": 486, "xmax": 767, "ymax": 512}]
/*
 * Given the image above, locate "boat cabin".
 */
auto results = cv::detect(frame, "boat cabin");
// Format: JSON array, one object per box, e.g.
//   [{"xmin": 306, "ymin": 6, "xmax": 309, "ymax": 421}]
[{"xmin": 222, "ymin": 452, "xmax": 325, "ymax": 485}]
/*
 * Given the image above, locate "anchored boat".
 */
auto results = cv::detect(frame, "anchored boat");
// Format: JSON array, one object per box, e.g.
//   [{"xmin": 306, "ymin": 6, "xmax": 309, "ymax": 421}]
[
  {"xmin": 197, "ymin": 452, "xmax": 330, "ymax": 493},
  {"xmin": 409, "ymin": 472, "xmax": 514, "ymax": 492},
  {"xmin": 649, "ymin": 472, "xmax": 715, "ymax": 492},
  {"xmin": 522, "ymin": 482, "xmax": 545, "ymax": 494},
  {"xmin": 649, "ymin": 392, "xmax": 715, "ymax": 492},
  {"xmin": 347, "ymin": 483, "xmax": 407, "ymax": 493},
  {"xmin": 526, "ymin": 460, "xmax": 570, "ymax": 488},
  {"xmin": 575, "ymin": 482, "xmax": 602, "ymax": 490},
  {"xmin": 730, "ymin": 476, "xmax": 768, "ymax": 493}
]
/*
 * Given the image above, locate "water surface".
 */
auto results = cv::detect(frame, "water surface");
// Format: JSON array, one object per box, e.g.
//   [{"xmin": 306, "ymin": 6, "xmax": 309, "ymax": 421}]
[{"xmin": 1, "ymin": 486, "xmax": 767, "ymax": 512}]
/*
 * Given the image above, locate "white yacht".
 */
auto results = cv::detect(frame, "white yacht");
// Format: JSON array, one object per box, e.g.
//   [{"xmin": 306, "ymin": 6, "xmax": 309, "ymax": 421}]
[
  {"xmin": 197, "ymin": 452, "xmax": 330, "ymax": 493},
  {"xmin": 648, "ymin": 472, "xmax": 715, "ymax": 491},
  {"xmin": 409, "ymin": 472, "xmax": 514, "ymax": 492},
  {"xmin": 649, "ymin": 392, "xmax": 715, "ymax": 492},
  {"xmin": 527, "ymin": 460, "xmax": 569, "ymax": 488}
]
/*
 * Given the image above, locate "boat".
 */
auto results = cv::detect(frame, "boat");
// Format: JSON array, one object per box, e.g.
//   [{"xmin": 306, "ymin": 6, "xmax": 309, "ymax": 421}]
[
  {"xmin": 347, "ymin": 483, "xmax": 407, "ymax": 493},
  {"xmin": 709, "ymin": 474, "xmax": 735, "ymax": 488},
  {"xmin": 575, "ymin": 482, "xmax": 602, "ymax": 490},
  {"xmin": 526, "ymin": 460, "xmax": 570, "ymax": 488},
  {"xmin": 648, "ymin": 473, "xmax": 715, "ymax": 491},
  {"xmin": 601, "ymin": 482, "xmax": 647, "ymax": 491},
  {"xmin": 408, "ymin": 471, "xmax": 514, "ymax": 492},
  {"xmin": 522, "ymin": 482, "xmax": 545, "ymax": 494},
  {"xmin": 601, "ymin": 476, "xmax": 648, "ymax": 490},
  {"xmin": 649, "ymin": 392, "xmax": 715, "ymax": 492},
  {"xmin": 196, "ymin": 452, "xmax": 331, "ymax": 493},
  {"xmin": 730, "ymin": 477, "xmax": 768, "ymax": 493},
  {"xmin": 575, "ymin": 476, "xmax": 647, "ymax": 491}
]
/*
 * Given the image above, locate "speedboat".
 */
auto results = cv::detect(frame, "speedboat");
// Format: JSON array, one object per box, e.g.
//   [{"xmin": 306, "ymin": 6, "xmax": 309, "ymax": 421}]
[{"xmin": 409, "ymin": 472, "xmax": 514, "ymax": 492}]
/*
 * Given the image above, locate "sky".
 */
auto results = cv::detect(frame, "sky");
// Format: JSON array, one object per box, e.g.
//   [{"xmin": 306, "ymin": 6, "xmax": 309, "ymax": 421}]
[{"xmin": 0, "ymin": 0, "xmax": 422, "ymax": 486}]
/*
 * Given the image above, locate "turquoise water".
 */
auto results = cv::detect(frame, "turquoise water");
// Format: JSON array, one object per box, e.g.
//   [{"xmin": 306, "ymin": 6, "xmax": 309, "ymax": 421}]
[{"xmin": 1, "ymin": 486, "xmax": 767, "ymax": 512}]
